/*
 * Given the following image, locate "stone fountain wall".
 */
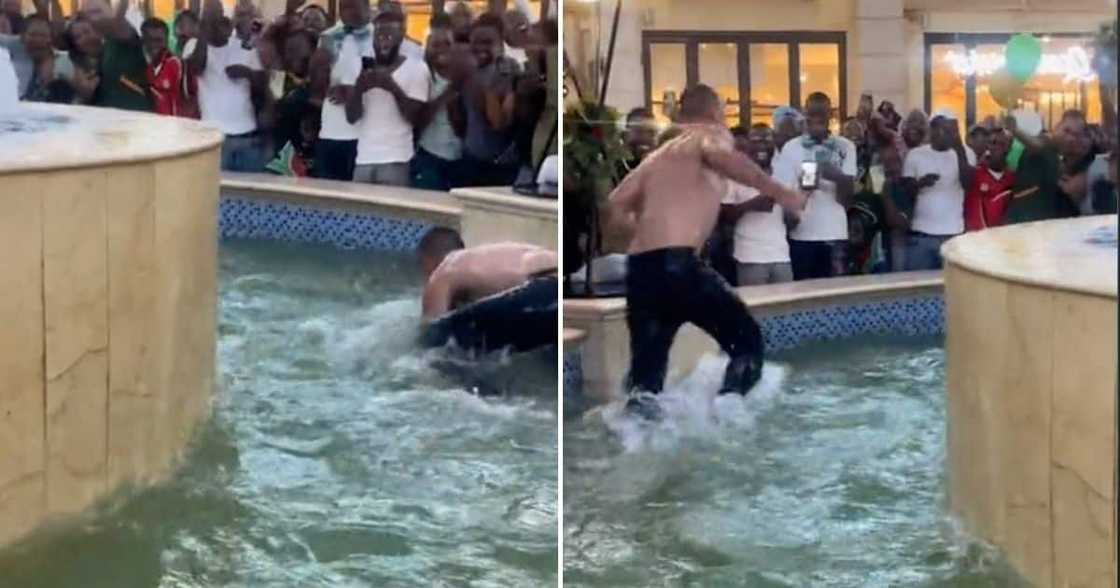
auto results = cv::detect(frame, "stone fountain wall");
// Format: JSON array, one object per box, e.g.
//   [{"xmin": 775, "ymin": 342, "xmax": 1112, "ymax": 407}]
[{"xmin": 0, "ymin": 106, "xmax": 222, "ymax": 548}]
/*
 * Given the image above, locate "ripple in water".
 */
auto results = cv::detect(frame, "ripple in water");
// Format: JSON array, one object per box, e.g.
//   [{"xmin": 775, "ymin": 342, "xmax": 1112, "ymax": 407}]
[
  {"xmin": 564, "ymin": 336, "xmax": 1027, "ymax": 587},
  {"xmin": 0, "ymin": 239, "xmax": 557, "ymax": 587}
]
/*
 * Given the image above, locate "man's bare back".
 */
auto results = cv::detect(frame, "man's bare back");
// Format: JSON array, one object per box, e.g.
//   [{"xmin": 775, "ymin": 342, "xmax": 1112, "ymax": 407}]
[
  {"xmin": 422, "ymin": 242, "xmax": 558, "ymax": 321},
  {"xmin": 607, "ymin": 124, "xmax": 805, "ymax": 255}
]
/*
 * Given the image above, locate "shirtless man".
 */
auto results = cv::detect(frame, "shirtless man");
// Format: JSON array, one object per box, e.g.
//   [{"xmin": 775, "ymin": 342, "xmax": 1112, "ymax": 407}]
[
  {"xmin": 606, "ymin": 84, "xmax": 806, "ymax": 416},
  {"xmin": 418, "ymin": 228, "xmax": 557, "ymax": 353}
]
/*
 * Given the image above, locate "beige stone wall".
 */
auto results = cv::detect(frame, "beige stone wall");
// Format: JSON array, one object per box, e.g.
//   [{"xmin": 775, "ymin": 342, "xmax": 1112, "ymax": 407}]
[
  {"xmin": 452, "ymin": 187, "xmax": 558, "ymax": 251},
  {"xmin": 944, "ymin": 263, "xmax": 1117, "ymax": 588},
  {"xmin": 0, "ymin": 147, "xmax": 220, "ymax": 549}
]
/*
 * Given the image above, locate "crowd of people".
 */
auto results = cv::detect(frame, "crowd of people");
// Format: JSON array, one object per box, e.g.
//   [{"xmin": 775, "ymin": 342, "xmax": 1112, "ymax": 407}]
[
  {"xmin": 1, "ymin": 0, "xmax": 557, "ymax": 190},
  {"xmin": 615, "ymin": 84, "xmax": 1117, "ymax": 286}
]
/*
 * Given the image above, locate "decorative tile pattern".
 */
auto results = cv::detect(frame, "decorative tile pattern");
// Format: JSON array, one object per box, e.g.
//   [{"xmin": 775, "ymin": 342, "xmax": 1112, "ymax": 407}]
[
  {"xmin": 219, "ymin": 197, "xmax": 432, "ymax": 251},
  {"xmin": 563, "ymin": 349, "xmax": 583, "ymax": 418}
]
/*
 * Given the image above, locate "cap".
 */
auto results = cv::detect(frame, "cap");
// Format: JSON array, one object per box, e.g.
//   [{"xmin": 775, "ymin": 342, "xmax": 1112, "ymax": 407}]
[
  {"xmin": 931, "ymin": 107, "xmax": 959, "ymax": 122},
  {"xmin": 772, "ymin": 106, "xmax": 804, "ymax": 127}
]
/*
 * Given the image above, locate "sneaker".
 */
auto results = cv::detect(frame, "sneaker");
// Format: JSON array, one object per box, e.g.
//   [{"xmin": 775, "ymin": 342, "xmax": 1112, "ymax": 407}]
[{"xmin": 625, "ymin": 392, "xmax": 664, "ymax": 421}]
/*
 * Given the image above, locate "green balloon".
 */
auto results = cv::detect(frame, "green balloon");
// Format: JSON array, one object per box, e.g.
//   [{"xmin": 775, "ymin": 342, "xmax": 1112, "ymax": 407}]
[
  {"xmin": 1007, "ymin": 138, "xmax": 1025, "ymax": 172},
  {"xmin": 1005, "ymin": 34, "xmax": 1042, "ymax": 82}
]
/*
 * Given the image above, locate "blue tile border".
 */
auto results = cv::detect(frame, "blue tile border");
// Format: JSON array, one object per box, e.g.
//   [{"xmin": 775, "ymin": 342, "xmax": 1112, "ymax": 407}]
[
  {"xmin": 563, "ymin": 294, "xmax": 945, "ymax": 403},
  {"xmin": 219, "ymin": 196, "xmax": 433, "ymax": 252}
]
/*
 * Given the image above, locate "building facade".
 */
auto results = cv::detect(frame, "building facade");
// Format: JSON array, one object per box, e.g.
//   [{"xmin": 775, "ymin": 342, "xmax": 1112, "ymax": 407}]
[{"xmin": 565, "ymin": 0, "xmax": 1114, "ymax": 130}]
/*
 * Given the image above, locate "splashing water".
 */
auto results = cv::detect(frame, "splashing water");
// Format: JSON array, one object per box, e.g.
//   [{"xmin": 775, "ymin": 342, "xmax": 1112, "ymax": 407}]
[
  {"xmin": 0, "ymin": 239, "xmax": 557, "ymax": 586},
  {"xmin": 564, "ymin": 336, "xmax": 1026, "ymax": 587}
]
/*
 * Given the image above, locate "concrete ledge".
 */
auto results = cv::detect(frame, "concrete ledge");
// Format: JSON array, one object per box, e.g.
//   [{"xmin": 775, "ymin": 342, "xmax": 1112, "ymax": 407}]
[{"xmin": 452, "ymin": 187, "xmax": 559, "ymax": 251}]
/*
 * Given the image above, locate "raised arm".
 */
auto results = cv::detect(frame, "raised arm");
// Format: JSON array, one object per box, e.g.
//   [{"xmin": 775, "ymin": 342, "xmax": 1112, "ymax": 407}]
[
  {"xmin": 701, "ymin": 136, "xmax": 806, "ymax": 212},
  {"xmin": 1003, "ymin": 114, "xmax": 1047, "ymax": 153},
  {"xmin": 421, "ymin": 272, "xmax": 455, "ymax": 322},
  {"xmin": 89, "ymin": 0, "xmax": 136, "ymax": 43}
]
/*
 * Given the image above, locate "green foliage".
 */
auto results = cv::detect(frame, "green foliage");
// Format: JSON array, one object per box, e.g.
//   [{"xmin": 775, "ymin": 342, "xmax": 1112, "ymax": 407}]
[{"xmin": 563, "ymin": 101, "xmax": 631, "ymax": 206}]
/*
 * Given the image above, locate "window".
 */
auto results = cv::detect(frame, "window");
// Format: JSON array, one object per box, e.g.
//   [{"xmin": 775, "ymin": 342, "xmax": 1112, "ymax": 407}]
[
  {"xmin": 643, "ymin": 31, "xmax": 847, "ymax": 129},
  {"xmin": 926, "ymin": 33, "xmax": 1101, "ymax": 132}
]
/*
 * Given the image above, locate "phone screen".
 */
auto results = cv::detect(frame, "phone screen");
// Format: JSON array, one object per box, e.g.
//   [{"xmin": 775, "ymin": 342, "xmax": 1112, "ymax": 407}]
[
  {"xmin": 361, "ymin": 57, "xmax": 375, "ymax": 70},
  {"xmin": 800, "ymin": 162, "xmax": 819, "ymax": 190}
]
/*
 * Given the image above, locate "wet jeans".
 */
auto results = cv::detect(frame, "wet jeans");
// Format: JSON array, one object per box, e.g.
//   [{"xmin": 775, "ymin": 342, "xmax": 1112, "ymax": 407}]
[{"xmin": 625, "ymin": 248, "xmax": 764, "ymax": 396}]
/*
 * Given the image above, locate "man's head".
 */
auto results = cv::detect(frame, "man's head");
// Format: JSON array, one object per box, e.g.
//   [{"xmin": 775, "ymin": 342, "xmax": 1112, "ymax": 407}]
[
  {"xmin": 730, "ymin": 125, "xmax": 749, "ymax": 153},
  {"xmin": 803, "ymin": 92, "xmax": 832, "ymax": 142},
  {"xmin": 623, "ymin": 107, "xmax": 657, "ymax": 161},
  {"xmin": 66, "ymin": 16, "xmax": 104, "ymax": 59},
  {"xmin": 469, "ymin": 13, "xmax": 504, "ymax": 68},
  {"xmin": 426, "ymin": 15, "xmax": 454, "ymax": 71},
  {"xmin": 337, "ymin": 0, "xmax": 369, "ymax": 29},
  {"xmin": 772, "ymin": 107, "xmax": 803, "ymax": 151},
  {"xmin": 448, "ymin": 1, "xmax": 473, "ymax": 42},
  {"xmin": 986, "ymin": 129, "xmax": 1011, "ymax": 171},
  {"xmin": 21, "ymin": 14, "xmax": 53, "ymax": 59},
  {"xmin": 678, "ymin": 84, "xmax": 722, "ymax": 125},
  {"xmin": 418, "ymin": 228, "xmax": 465, "ymax": 278},
  {"xmin": 928, "ymin": 115, "xmax": 957, "ymax": 151},
  {"xmin": 174, "ymin": 10, "xmax": 199, "ymax": 42},
  {"xmin": 300, "ymin": 4, "xmax": 329, "ymax": 36},
  {"xmin": 1, "ymin": 0, "xmax": 19, "ymax": 19},
  {"xmin": 140, "ymin": 18, "xmax": 169, "ymax": 59},
  {"xmin": 841, "ymin": 117, "xmax": 865, "ymax": 147},
  {"xmin": 1055, "ymin": 109, "xmax": 1091, "ymax": 161},
  {"xmin": 502, "ymin": 9, "xmax": 529, "ymax": 48},
  {"xmin": 232, "ymin": 1, "xmax": 257, "ymax": 41},
  {"xmin": 901, "ymin": 109, "xmax": 928, "ymax": 148},
  {"xmin": 747, "ymin": 123, "xmax": 776, "ymax": 168},
  {"xmin": 967, "ymin": 125, "xmax": 990, "ymax": 158},
  {"xmin": 373, "ymin": 10, "xmax": 404, "ymax": 63},
  {"xmin": 284, "ymin": 30, "xmax": 316, "ymax": 76}
]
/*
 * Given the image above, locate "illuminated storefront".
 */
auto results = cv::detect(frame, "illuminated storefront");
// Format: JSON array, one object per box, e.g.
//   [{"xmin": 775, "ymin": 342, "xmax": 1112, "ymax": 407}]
[
  {"xmin": 642, "ymin": 31, "xmax": 845, "ymax": 128},
  {"xmin": 925, "ymin": 32, "xmax": 1101, "ymax": 132}
]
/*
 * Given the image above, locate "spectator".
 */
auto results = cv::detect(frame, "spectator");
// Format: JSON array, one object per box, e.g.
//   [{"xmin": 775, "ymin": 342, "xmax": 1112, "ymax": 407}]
[
  {"xmin": 900, "ymin": 108, "xmax": 928, "ymax": 150},
  {"xmin": 502, "ymin": 8, "xmax": 529, "ymax": 68},
  {"xmin": 621, "ymin": 107, "xmax": 657, "ymax": 171},
  {"xmin": 842, "ymin": 116, "xmax": 869, "ymax": 187},
  {"xmin": 1003, "ymin": 109, "xmax": 1095, "ymax": 224},
  {"xmin": 141, "ymin": 17, "xmax": 184, "ymax": 116},
  {"xmin": 187, "ymin": 0, "xmax": 270, "ymax": 172},
  {"xmin": 722, "ymin": 123, "xmax": 796, "ymax": 286},
  {"xmin": 376, "ymin": 0, "xmax": 422, "ymax": 60},
  {"xmin": 458, "ymin": 12, "xmax": 521, "ymax": 187},
  {"xmin": 847, "ymin": 144, "xmax": 910, "ymax": 274},
  {"xmin": 411, "ymin": 17, "xmax": 468, "ymax": 190},
  {"xmin": 2, "ymin": 0, "xmax": 22, "ymax": 35},
  {"xmin": 447, "ymin": 0, "xmax": 473, "ymax": 43},
  {"xmin": 774, "ymin": 92, "xmax": 857, "ymax": 280},
  {"xmin": 966, "ymin": 124, "xmax": 990, "ymax": 162},
  {"xmin": 1085, "ymin": 87, "xmax": 1117, "ymax": 215},
  {"xmin": 69, "ymin": 0, "xmax": 151, "ymax": 111},
  {"xmin": 174, "ymin": 9, "xmax": 198, "ymax": 52},
  {"xmin": 173, "ymin": 10, "xmax": 200, "ymax": 117},
  {"xmin": 299, "ymin": 4, "xmax": 329, "ymax": 37},
  {"xmin": 771, "ymin": 105, "xmax": 803, "ymax": 151},
  {"xmin": 899, "ymin": 109, "xmax": 975, "ymax": 270},
  {"xmin": 270, "ymin": 29, "xmax": 316, "ymax": 158},
  {"xmin": 877, "ymin": 99, "xmax": 902, "ymax": 131},
  {"xmin": 310, "ymin": 0, "xmax": 370, "ymax": 181},
  {"xmin": 345, "ymin": 9, "xmax": 429, "ymax": 186},
  {"xmin": 964, "ymin": 128, "xmax": 1015, "ymax": 231},
  {"xmin": 2, "ymin": 13, "xmax": 72, "ymax": 101}
]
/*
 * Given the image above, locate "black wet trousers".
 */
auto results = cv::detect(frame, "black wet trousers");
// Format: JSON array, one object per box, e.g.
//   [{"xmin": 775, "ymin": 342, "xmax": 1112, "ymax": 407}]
[{"xmin": 625, "ymin": 248, "xmax": 765, "ymax": 396}]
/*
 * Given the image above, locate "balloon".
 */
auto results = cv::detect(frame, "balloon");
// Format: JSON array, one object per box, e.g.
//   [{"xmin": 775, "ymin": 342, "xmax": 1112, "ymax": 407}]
[
  {"xmin": 1005, "ymin": 34, "xmax": 1043, "ymax": 82},
  {"xmin": 1007, "ymin": 139, "xmax": 1024, "ymax": 172},
  {"xmin": 989, "ymin": 68, "xmax": 1025, "ymax": 109}
]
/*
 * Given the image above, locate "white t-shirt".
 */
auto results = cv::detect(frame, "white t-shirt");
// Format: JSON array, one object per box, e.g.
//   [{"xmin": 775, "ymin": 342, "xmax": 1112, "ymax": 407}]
[
  {"xmin": 723, "ymin": 181, "xmax": 791, "ymax": 264},
  {"xmin": 188, "ymin": 38, "xmax": 262, "ymax": 136},
  {"xmin": 773, "ymin": 135, "xmax": 858, "ymax": 242},
  {"xmin": 319, "ymin": 28, "xmax": 374, "ymax": 141},
  {"xmin": 401, "ymin": 38, "xmax": 424, "ymax": 61},
  {"xmin": 354, "ymin": 57, "xmax": 431, "ymax": 165},
  {"xmin": 903, "ymin": 144, "xmax": 977, "ymax": 236}
]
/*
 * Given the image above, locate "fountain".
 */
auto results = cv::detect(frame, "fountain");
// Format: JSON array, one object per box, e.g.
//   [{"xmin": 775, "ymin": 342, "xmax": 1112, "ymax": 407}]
[{"xmin": 0, "ymin": 62, "xmax": 223, "ymax": 548}]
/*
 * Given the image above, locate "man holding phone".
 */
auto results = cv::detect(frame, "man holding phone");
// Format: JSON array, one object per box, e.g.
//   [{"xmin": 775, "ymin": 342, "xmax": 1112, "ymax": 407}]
[
  {"xmin": 345, "ymin": 9, "xmax": 429, "ymax": 186},
  {"xmin": 900, "ymin": 109, "xmax": 976, "ymax": 269},
  {"xmin": 773, "ymin": 92, "xmax": 857, "ymax": 280}
]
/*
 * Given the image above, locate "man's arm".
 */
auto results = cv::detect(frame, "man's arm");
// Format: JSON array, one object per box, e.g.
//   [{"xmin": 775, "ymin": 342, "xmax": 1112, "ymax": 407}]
[
  {"xmin": 1002, "ymin": 114, "xmax": 1047, "ymax": 153},
  {"xmin": 374, "ymin": 68, "xmax": 426, "ymax": 126},
  {"xmin": 88, "ymin": 0, "xmax": 136, "ymax": 43},
  {"xmin": 951, "ymin": 126, "xmax": 976, "ymax": 191},
  {"xmin": 415, "ymin": 83, "xmax": 459, "ymax": 132},
  {"xmin": 345, "ymin": 71, "xmax": 368, "ymax": 123},
  {"xmin": 701, "ymin": 137, "xmax": 806, "ymax": 212},
  {"xmin": 720, "ymin": 196, "xmax": 775, "ymax": 224},
  {"xmin": 421, "ymin": 273, "xmax": 455, "ymax": 322},
  {"xmin": 601, "ymin": 164, "xmax": 644, "ymax": 252}
]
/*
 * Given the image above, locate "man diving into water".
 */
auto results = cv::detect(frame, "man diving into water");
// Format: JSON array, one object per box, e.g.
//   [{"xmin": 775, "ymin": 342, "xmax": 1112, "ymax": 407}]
[
  {"xmin": 418, "ymin": 228, "xmax": 558, "ymax": 354},
  {"xmin": 605, "ymin": 84, "xmax": 807, "ymax": 418}
]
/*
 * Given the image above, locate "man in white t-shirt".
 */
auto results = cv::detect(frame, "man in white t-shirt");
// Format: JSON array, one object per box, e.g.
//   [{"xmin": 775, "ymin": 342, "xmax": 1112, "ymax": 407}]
[
  {"xmin": 900, "ymin": 109, "xmax": 976, "ymax": 270},
  {"xmin": 186, "ymin": 0, "xmax": 269, "ymax": 172},
  {"xmin": 773, "ymin": 92, "xmax": 857, "ymax": 280},
  {"xmin": 345, "ymin": 9, "xmax": 430, "ymax": 186},
  {"xmin": 412, "ymin": 18, "xmax": 470, "ymax": 191},
  {"xmin": 310, "ymin": 0, "xmax": 371, "ymax": 181},
  {"xmin": 722, "ymin": 123, "xmax": 798, "ymax": 285}
]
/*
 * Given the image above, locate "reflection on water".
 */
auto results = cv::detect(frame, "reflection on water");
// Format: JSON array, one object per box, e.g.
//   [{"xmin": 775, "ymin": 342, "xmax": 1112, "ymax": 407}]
[
  {"xmin": 564, "ymin": 336, "xmax": 1027, "ymax": 587},
  {"xmin": 0, "ymin": 239, "xmax": 557, "ymax": 587}
]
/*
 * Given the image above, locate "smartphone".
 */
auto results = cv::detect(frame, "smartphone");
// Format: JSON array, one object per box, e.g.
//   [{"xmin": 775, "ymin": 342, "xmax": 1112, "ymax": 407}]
[
  {"xmin": 800, "ymin": 161, "xmax": 819, "ymax": 191},
  {"xmin": 361, "ymin": 57, "xmax": 375, "ymax": 70}
]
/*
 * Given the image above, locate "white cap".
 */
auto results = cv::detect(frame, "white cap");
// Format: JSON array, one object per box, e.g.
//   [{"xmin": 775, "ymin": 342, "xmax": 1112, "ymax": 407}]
[{"xmin": 930, "ymin": 107, "xmax": 959, "ymax": 121}]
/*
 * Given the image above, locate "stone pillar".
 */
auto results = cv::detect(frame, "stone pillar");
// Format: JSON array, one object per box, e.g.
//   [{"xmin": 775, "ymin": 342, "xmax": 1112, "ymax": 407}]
[{"xmin": 853, "ymin": 0, "xmax": 907, "ymax": 114}]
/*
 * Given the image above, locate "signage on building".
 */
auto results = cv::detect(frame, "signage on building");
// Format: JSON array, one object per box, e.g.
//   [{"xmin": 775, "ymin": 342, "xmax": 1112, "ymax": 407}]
[{"xmin": 943, "ymin": 46, "xmax": 1097, "ymax": 83}]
